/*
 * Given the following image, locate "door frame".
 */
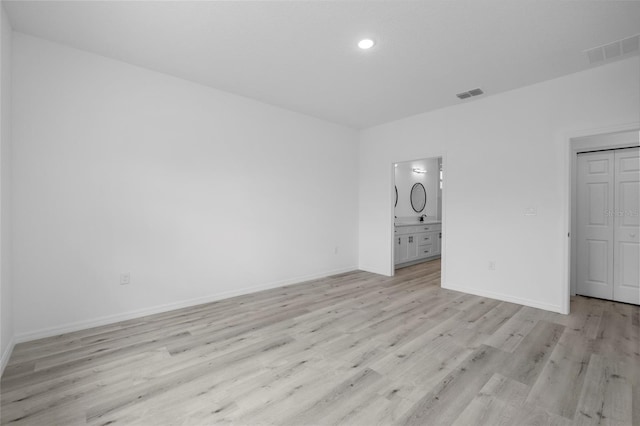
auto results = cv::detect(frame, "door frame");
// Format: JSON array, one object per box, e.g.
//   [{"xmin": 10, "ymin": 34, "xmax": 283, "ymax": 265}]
[
  {"xmin": 566, "ymin": 123, "xmax": 639, "ymax": 311},
  {"xmin": 390, "ymin": 153, "xmax": 447, "ymax": 283}
]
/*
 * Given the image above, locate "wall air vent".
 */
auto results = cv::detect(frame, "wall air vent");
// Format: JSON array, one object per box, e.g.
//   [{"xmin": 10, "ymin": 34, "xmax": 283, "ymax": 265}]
[
  {"xmin": 585, "ymin": 34, "xmax": 639, "ymax": 65},
  {"xmin": 456, "ymin": 88, "xmax": 484, "ymax": 100}
]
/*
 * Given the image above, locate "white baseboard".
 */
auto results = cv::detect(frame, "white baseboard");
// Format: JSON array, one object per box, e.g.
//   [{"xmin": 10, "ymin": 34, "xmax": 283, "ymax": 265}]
[
  {"xmin": 358, "ymin": 264, "xmax": 391, "ymax": 277},
  {"xmin": 15, "ymin": 265, "xmax": 358, "ymax": 344},
  {"xmin": 1, "ymin": 336, "xmax": 15, "ymax": 377},
  {"xmin": 442, "ymin": 281, "xmax": 566, "ymax": 314}
]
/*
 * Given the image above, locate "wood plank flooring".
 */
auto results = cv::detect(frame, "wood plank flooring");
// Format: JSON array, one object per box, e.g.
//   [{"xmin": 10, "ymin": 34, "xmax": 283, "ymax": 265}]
[{"xmin": 1, "ymin": 260, "xmax": 638, "ymax": 425}]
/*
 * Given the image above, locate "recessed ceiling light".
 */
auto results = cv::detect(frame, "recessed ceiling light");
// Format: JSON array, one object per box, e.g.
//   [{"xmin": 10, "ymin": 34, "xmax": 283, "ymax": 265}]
[{"xmin": 358, "ymin": 39, "xmax": 375, "ymax": 50}]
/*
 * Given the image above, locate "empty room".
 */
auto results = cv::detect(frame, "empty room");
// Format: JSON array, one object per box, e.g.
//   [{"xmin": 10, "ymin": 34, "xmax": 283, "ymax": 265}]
[{"xmin": 0, "ymin": 1, "xmax": 639, "ymax": 425}]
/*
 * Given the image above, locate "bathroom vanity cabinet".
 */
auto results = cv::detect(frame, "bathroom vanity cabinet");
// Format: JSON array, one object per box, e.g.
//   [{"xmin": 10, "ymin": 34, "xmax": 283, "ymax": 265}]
[{"xmin": 394, "ymin": 223, "xmax": 441, "ymax": 266}]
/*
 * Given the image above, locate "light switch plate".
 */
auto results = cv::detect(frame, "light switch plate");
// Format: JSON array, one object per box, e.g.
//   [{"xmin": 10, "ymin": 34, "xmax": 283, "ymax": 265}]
[{"xmin": 120, "ymin": 273, "xmax": 130, "ymax": 285}]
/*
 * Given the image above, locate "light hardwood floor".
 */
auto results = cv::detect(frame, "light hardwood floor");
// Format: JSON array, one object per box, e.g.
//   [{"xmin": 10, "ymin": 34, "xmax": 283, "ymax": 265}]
[{"xmin": 1, "ymin": 259, "xmax": 638, "ymax": 425}]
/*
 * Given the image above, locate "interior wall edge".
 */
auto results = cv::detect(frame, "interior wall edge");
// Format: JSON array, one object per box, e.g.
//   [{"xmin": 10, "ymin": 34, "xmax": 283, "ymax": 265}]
[
  {"xmin": 356, "ymin": 264, "xmax": 391, "ymax": 277},
  {"xmin": 0, "ymin": 335, "xmax": 14, "ymax": 377},
  {"xmin": 11, "ymin": 31, "xmax": 356, "ymax": 133},
  {"xmin": 0, "ymin": 1, "xmax": 14, "ymax": 377}
]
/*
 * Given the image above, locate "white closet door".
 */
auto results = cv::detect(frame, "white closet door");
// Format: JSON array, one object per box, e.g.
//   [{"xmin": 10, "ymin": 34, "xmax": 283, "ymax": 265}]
[
  {"xmin": 577, "ymin": 151, "xmax": 615, "ymax": 300},
  {"xmin": 613, "ymin": 147, "xmax": 640, "ymax": 304}
]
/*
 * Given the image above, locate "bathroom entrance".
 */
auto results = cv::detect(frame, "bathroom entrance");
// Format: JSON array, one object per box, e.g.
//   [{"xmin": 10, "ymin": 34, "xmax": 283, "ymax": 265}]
[{"xmin": 393, "ymin": 157, "xmax": 443, "ymax": 271}]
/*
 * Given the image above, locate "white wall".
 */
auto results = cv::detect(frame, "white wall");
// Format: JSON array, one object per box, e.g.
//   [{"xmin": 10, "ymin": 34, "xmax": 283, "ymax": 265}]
[
  {"xmin": 12, "ymin": 33, "xmax": 359, "ymax": 340},
  {"xmin": 0, "ymin": 4, "xmax": 13, "ymax": 372},
  {"xmin": 437, "ymin": 158, "xmax": 442, "ymax": 221},
  {"xmin": 394, "ymin": 158, "xmax": 439, "ymax": 220},
  {"xmin": 358, "ymin": 56, "xmax": 640, "ymax": 313}
]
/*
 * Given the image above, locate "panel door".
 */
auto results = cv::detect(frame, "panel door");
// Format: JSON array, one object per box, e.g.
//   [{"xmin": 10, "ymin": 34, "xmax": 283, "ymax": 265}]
[
  {"xmin": 397, "ymin": 236, "xmax": 409, "ymax": 264},
  {"xmin": 613, "ymin": 147, "xmax": 640, "ymax": 304},
  {"xmin": 406, "ymin": 235, "xmax": 419, "ymax": 261},
  {"xmin": 577, "ymin": 151, "xmax": 615, "ymax": 300},
  {"xmin": 433, "ymin": 231, "xmax": 442, "ymax": 255}
]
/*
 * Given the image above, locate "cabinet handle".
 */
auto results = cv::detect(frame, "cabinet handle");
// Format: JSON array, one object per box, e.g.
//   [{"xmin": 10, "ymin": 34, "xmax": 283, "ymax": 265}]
[
  {"xmin": 398, "ymin": 237, "xmax": 401, "ymax": 244},
  {"xmin": 409, "ymin": 236, "xmax": 413, "ymax": 243}
]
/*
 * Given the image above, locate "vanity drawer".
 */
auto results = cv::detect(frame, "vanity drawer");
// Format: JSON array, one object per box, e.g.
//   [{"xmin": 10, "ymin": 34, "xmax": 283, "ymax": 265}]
[
  {"xmin": 395, "ymin": 226, "xmax": 417, "ymax": 235},
  {"xmin": 396, "ymin": 224, "xmax": 441, "ymax": 234},
  {"xmin": 419, "ymin": 245, "xmax": 435, "ymax": 257},
  {"xmin": 417, "ymin": 224, "xmax": 441, "ymax": 232},
  {"xmin": 417, "ymin": 233, "xmax": 435, "ymax": 245}
]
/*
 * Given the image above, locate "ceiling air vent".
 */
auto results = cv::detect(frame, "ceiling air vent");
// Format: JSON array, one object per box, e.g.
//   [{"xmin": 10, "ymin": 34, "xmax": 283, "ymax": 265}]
[
  {"xmin": 456, "ymin": 88, "xmax": 484, "ymax": 100},
  {"xmin": 586, "ymin": 34, "xmax": 639, "ymax": 65},
  {"xmin": 621, "ymin": 35, "xmax": 640, "ymax": 55}
]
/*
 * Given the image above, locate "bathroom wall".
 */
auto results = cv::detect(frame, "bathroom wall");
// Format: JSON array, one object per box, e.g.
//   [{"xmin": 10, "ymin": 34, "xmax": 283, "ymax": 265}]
[
  {"xmin": 437, "ymin": 158, "xmax": 442, "ymax": 221},
  {"xmin": 394, "ymin": 158, "xmax": 439, "ymax": 221}
]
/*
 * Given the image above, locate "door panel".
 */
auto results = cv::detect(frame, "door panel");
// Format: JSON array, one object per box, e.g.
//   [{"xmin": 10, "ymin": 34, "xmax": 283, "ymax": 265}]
[
  {"xmin": 397, "ymin": 236, "xmax": 408, "ymax": 263},
  {"xmin": 577, "ymin": 151, "xmax": 614, "ymax": 300},
  {"xmin": 588, "ymin": 158, "xmax": 609, "ymax": 174},
  {"xmin": 618, "ymin": 181, "xmax": 639, "ymax": 227},
  {"xmin": 619, "ymin": 242, "xmax": 639, "ymax": 288},
  {"xmin": 613, "ymin": 147, "xmax": 640, "ymax": 304},
  {"xmin": 587, "ymin": 183, "xmax": 609, "ymax": 225},
  {"xmin": 586, "ymin": 240, "xmax": 608, "ymax": 284},
  {"xmin": 407, "ymin": 235, "xmax": 419, "ymax": 261}
]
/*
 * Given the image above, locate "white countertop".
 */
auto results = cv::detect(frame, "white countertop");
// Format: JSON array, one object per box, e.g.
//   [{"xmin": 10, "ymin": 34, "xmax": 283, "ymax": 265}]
[{"xmin": 395, "ymin": 220, "xmax": 441, "ymax": 226}]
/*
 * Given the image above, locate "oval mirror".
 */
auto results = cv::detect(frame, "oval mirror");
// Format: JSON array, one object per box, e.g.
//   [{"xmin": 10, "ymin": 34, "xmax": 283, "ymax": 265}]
[
  {"xmin": 395, "ymin": 186, "xmax": 398, "ymax": 207},
  {"xmin": 410, "ymin": 183, "xmax": 426, "ymax": 212}
]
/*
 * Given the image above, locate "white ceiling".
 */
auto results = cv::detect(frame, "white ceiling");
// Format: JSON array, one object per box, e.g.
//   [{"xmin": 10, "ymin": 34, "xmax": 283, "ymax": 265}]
[{"xmin": 4, "ymin": 1, "xmax": 640, "ymax": 129}]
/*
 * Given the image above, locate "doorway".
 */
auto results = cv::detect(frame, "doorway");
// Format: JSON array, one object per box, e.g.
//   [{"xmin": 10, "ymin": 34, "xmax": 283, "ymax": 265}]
[
  {"xmin": 572, "ymin": 132, "xmax": 639, "ymax": 305},
  {"xmin": 392, "ymin": 157, "xmax": 443, "ymax": 272}
]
